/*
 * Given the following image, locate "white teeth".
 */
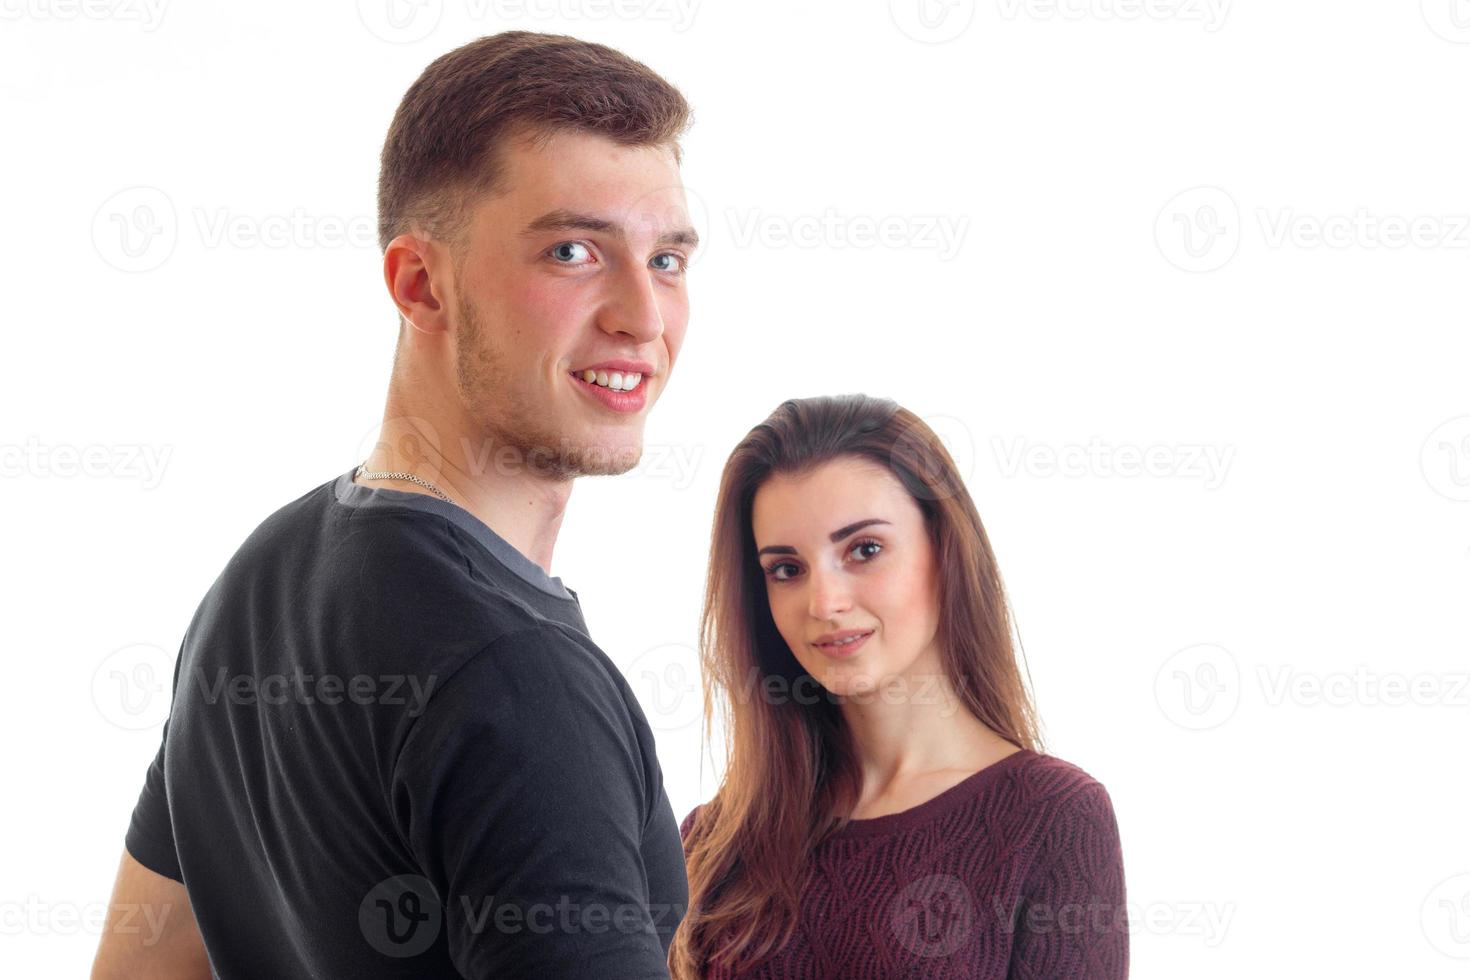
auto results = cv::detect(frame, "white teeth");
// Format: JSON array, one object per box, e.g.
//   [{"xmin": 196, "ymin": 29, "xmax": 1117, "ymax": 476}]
[{"xmin": 579, "ymin": 369, "xmax": 642, "ymax": 392}]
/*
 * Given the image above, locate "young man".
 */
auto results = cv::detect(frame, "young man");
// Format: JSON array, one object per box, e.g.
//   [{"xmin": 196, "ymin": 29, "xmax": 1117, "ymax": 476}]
[{"xmin": 92, "ymin": 32, "xmax": 698, "ymax": 979}]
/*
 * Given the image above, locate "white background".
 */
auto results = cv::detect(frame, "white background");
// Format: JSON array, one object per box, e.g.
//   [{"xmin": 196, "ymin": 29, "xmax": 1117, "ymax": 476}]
[{"xmin": 3, "ymin": 0, "xmax": 1468, "ymax": 976}]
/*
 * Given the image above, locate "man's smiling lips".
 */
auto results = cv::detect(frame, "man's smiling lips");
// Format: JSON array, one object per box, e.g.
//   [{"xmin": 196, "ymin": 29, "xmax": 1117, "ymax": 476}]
[
  {"xmin": 571, "ymin": 357, "xmax": 655, "ymax": 377},
  {"xmin": 567, "ymin": 359, "xmax": 653, "ymax": 414}
]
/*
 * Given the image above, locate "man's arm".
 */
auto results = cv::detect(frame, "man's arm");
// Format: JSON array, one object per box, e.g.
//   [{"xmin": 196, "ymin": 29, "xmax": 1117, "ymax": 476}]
[
  {"xmin": 91, "ymin": 846, "xmax": 211, "ymax": 980},
  {"xmin": 392, "ymin": 624, "xmax": 673, "ymax": 978}
]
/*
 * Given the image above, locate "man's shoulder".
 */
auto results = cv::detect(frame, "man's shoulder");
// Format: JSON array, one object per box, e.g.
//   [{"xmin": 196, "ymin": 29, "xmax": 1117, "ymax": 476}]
[
  {"xmin": 394, "ymin": 621, "xmax": 652, "ymax": 783},
  {"xmin": 220, "ymin": 474, "xmax": 474, "ymax": 595},
  {"xmin": 425, "ymin": 620, "xmax": 628, "ymax": 708},
  {"xmin": 196, "ymin": 474, "xmax": 554, "ymax": 658}
]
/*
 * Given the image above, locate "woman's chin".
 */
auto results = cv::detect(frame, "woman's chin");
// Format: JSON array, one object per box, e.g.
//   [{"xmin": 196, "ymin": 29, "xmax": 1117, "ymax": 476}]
[{"xmin": 819, "ymin": 666, "xmax": 888, "ymax": 700}]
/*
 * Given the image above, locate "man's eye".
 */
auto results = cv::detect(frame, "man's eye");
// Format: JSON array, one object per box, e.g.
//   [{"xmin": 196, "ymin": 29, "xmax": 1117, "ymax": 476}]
[
  {"xmin": 650, "ymin": 252, "xmax": 687, "ymax": 275},
  {"xmin": 549, "ymin": 242, "xmax": 593, "ymax": 264}
]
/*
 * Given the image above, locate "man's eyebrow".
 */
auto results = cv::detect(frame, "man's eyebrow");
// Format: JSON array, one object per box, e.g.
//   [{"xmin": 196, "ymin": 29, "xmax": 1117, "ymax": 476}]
[
  {"xmin": 756, "ymin": 518, "xmax": 891, "ymax": 558},
  {"xmin": 519, "ymin": 208, "xmax": 699, "ymax": 249}
]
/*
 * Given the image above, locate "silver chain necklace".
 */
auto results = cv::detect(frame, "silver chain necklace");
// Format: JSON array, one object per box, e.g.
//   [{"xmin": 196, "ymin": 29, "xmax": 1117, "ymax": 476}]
[{"xmin": 355, "ymin": 462, "xmax": 451, "ymax": 502}]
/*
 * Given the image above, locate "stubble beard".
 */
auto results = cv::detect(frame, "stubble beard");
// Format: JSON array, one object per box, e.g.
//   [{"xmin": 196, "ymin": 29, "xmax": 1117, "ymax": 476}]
[{"xmin": 453, "ymin": 291, "xmax": 644, "ymax": 481}]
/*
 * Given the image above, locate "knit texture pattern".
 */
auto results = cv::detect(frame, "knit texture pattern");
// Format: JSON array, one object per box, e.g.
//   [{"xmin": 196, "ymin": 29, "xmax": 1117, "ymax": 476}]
[{"xmin": 679, "ymin": 750, "xmax": 1128, "ymax": 979}]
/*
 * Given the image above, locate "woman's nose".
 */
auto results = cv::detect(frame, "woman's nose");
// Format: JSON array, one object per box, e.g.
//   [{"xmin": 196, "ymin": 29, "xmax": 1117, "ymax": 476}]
[{"xmin": 805, "ymin": 567, "xmax": 852, "ymax": 619}]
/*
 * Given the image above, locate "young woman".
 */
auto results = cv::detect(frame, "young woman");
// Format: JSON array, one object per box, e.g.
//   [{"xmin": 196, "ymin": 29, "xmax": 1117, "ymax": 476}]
[{"xmin": 670, "ymin": 394, "xmax": 1129, "ymax": 979}]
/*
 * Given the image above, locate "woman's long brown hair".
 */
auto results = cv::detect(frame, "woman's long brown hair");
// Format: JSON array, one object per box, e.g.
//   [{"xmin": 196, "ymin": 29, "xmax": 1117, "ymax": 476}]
[{"xmin": 669, "ymin": 394, "xmax": 1044, "ymax": 977}]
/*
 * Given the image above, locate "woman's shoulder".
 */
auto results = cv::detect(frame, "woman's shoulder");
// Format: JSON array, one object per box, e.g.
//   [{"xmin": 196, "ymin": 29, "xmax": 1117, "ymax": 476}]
[
  {"xmin": 680, "ymin": 802, "xmax": 706, "ymax": 842},
  {"xmin": 1009, "ymin": 750, "xmax": 1117, "ymax": 816},
  {"xmin": 1005, "ymin": 750, "xmax": 1122, "ymax": 852},
  {"xmin": 1012, "ymin": 749, "xmax": 1111, "ymax": 795}
]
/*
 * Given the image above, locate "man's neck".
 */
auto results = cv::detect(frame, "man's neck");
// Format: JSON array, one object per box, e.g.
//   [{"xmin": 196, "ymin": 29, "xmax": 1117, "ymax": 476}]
[
  {"xmin": 447, "ymin": 462, "xmax": 572, "ymax": 576},
  {"xmin": 358, "ymin": 410, "xmax": 573, "ymax": 577}
]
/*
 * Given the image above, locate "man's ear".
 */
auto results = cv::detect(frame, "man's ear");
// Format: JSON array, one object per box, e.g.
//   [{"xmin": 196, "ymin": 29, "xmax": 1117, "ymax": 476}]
[{"xmin": 383, "ymin": 232, "xmax": 451, "ymax": 335}]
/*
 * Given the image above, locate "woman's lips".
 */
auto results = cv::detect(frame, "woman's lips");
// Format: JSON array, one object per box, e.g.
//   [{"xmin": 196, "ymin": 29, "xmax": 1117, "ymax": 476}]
[{"xmin": 812, "ymin": 629, "xmax": 873, "ymax": 658}]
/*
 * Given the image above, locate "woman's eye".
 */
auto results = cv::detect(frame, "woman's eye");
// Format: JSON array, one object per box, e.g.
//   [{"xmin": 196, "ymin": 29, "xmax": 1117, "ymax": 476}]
[
  {"xmin": 764, "ymin": 562, "xmax": 796, "ymax": 582},
  {"xmin": 764, "ymin": 541, "xmax": 880, "ymax": 583},
  {"xmin": 650, "ymin": 252, "xmax": 687, "ymax": 275},
  {"xmin": 549, "ymin": 241, "xmax": 593, "ymax": 264}
]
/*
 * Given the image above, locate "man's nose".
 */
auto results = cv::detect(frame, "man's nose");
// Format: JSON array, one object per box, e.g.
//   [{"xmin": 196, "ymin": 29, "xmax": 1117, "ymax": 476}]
[{"xmin": 598, "ymin": 262, "xmax": 664, "ymax": 343}]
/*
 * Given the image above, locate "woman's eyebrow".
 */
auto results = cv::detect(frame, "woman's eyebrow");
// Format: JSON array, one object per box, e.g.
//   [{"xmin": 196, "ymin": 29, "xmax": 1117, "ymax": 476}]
[{"xmin": 757, "ymin": 518, "xmax": 890, "ymax": 557}]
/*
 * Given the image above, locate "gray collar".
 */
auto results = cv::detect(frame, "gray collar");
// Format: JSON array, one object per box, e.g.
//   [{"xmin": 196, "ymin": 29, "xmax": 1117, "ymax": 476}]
[{"xmin": 333, "ymin": 469, "xmax": 576, "ymax": 602}]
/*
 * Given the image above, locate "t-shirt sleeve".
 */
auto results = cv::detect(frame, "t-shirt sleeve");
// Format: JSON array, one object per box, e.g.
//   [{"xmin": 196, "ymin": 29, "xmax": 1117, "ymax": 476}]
[
  {"xmin": 390, "ymin": 624, "xmax": 671, "ymax": 979},
  {"xmin": 123, "ymin": 640, "xmax": 186, "ymax": 883},
  {"xmin": 1007, "ymin": 780, "xmax": 1129, "ymax": 980}
]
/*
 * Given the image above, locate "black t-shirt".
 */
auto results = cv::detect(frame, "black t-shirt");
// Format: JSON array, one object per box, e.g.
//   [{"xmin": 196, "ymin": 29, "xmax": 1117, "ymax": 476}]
[{"xmin": 125, "ymin": 470, "xmax": 687, "ymax": 978}]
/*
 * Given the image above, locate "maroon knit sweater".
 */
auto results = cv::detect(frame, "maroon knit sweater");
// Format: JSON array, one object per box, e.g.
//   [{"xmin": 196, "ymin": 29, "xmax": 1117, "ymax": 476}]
[{"xmin": 679, "ymin": 750, "xmax": 1128, "ymax": 979}]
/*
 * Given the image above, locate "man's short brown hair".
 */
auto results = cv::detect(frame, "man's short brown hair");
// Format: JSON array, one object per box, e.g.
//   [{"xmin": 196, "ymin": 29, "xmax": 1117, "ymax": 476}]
[{"xmin": 377, "ymin": 30, "xmax": 693, "ymax": 254}]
